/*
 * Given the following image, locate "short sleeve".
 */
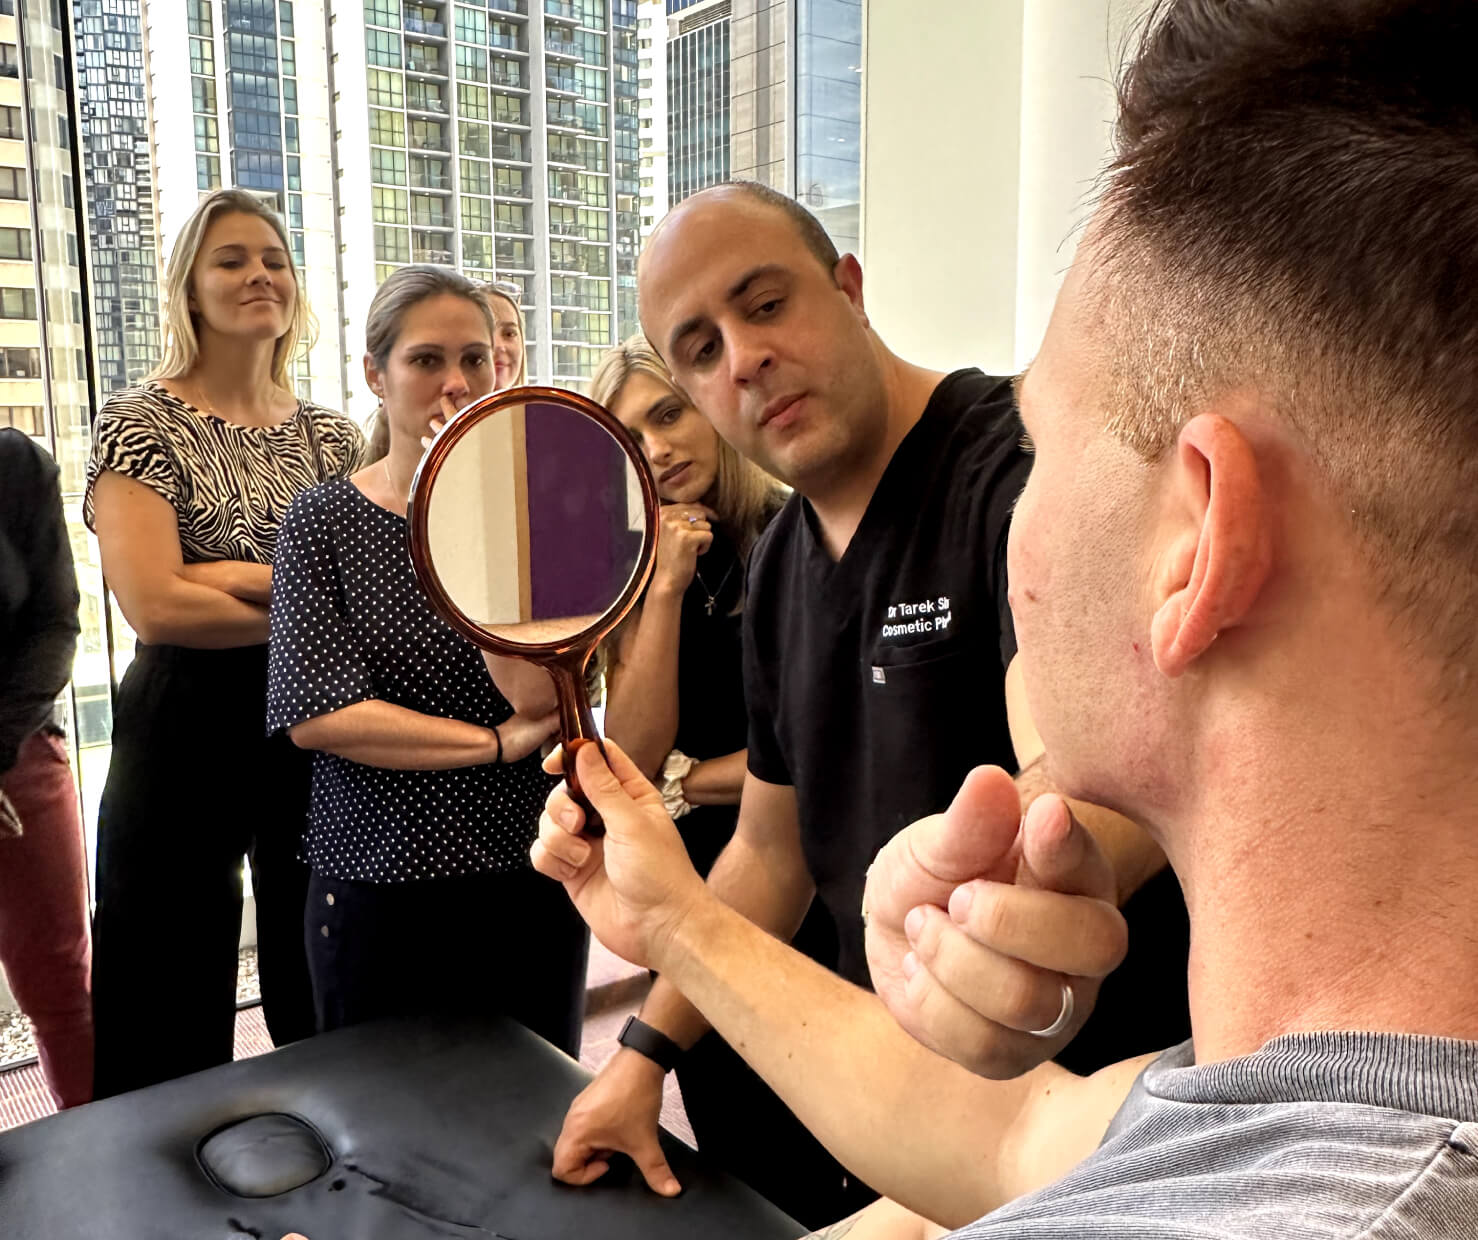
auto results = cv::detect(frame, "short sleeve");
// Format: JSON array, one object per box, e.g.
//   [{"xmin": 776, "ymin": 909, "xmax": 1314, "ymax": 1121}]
[
  {"xmin": 307, "ymin": 408, "xmax": 367, "ymax": 482},
  {"xmin": 961, "ymin": 386, "xmax": 1033, "ymax": 673},
  {"xmin": 83, "ymin": 395, "xmax": 183, "ymax": 530},
  {"xmin": 266, "ymin": 487, "xmax": 377, "ymax": 735},
  {"xmin": 741, "ymin": 559, "xmax": 792, "ymax": 786}
]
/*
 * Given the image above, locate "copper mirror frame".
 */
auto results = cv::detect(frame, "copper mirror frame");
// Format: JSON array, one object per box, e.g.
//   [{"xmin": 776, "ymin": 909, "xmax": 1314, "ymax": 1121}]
[{"xmin": 406, "ymin": 385, "xmax": 661, "ymax": 832}]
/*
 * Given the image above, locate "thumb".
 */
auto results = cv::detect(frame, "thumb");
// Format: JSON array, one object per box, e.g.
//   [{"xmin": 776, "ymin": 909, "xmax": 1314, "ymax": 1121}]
[
  {"xmin": 632, "ymin": 1137, "xmax": 682, "ymax": 1198},
  {"xmin": 573, "ymin": 739, "xmax": 663, "ymax": 826},
  {"xmin": 870, "ymin": 766, "xmax": 1022, "ymax": 924},
  {"xmin": 1017, "ymin": 794, "xmax": 1117, "ymax": 902}
]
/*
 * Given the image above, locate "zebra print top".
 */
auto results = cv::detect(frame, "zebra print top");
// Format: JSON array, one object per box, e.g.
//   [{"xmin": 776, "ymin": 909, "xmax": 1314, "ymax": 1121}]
[{"xmin": 83, "ymin": 381, "xmax": 366, "ymax": 565}]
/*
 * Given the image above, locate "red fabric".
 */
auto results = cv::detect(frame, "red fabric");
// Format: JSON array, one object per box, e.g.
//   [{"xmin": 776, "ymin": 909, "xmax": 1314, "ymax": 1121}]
[{"xmin": 0, "ymin": 731, "xmax": 93, "ymax": 1108}]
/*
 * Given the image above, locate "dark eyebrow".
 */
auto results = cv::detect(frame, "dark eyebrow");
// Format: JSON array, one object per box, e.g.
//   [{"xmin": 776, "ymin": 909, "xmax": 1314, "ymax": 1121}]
[
  {"xmin": 643, "ymin": 391, "xmax": 679, "ymax": 421},
  {"xmin": 666, "ymin": 263, "xmax": 790, "ymax": 357}
]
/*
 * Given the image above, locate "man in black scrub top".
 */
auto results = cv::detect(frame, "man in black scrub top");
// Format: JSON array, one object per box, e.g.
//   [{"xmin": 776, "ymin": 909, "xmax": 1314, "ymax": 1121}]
[{"xmin": 547, "ymin": 182, "xmax": 1187, "ymax": 1221}]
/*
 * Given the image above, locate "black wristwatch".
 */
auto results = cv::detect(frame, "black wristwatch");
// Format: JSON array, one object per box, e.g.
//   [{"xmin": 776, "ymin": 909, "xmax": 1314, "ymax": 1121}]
[{"xmin": 617, "ymin": 1015, "xmax": 684, "ymax": 1073}]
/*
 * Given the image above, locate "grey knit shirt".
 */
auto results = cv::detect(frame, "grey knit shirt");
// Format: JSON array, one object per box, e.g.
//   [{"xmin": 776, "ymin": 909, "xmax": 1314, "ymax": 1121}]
[{"xmin": 951, "ymin": 1033, "xmax": 1478, "ymax": 1238}]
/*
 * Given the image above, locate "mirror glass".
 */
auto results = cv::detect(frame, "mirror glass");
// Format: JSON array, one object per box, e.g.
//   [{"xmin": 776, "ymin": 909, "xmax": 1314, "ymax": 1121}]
[{"xmin": 424, "ymin": 397, "xmax": 648, "ymax": 647}]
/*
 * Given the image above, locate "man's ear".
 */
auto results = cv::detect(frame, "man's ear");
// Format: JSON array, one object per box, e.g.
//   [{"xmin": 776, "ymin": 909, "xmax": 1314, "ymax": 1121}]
[
  {"xmin": 832, "ymin": 254, "xmax": 868, "ymax": 323},
  {"xmin": 1150, "ymin": 413, "xmax": 1273, "ymax": 678}
]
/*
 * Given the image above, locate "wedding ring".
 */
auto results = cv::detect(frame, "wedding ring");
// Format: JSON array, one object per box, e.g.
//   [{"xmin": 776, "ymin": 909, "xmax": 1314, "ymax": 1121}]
[
  {"xmin": 687, "ymin": 514, "xmax": 698, "ymax": 524},
  {"xmin": 1026, "ymin": 982, "xmax": 1075, "ymax": 1039}
]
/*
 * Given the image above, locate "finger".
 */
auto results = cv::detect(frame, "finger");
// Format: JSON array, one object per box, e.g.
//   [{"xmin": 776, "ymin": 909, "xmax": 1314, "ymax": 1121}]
[
  {"xmin": 905, "ymin": 904, "xmax": 1071, "ymax": 1033},
  {"xmin": 695, "ymin": 531, "xmax": 714, "ymax": 555},
  {"xmin": 631, "ymin": 1137, "xmax": 682, "ymax": 1197},
  {"xmin": 551, "ymin": 1136, "xmax": 612, "ymax": 1186},
  {"xmin": 542, "ymin": 744, "xmax": 564, "ymax": 775},
  {"xmin": 867, "ymin": 767, "xmax": 1022, "ymax": 928},
  {"xmin": 1017, "ymin": 794, "xmax": 1117, "ymax": 902},
  {"xmin": 542, "ymin": 779, "xmax": 587, "ymax": 835},
  {"xmin": 946, "ymin": 881, "xmax": 1127, "ymax": 977},
  {"xmin": 577, "ymin": 738, "xmax": 664, "ymax": 811},
  {"xmin": 440, "ymin": 393, "xmax": 462, "ymax": 419},
  {"xmin": 535, "ymin": 812, "xmax": 592, "ymax": 869},
  {"xmin": 893, "ymin": 952, "xmax": 1047, "ymax": 1080}
]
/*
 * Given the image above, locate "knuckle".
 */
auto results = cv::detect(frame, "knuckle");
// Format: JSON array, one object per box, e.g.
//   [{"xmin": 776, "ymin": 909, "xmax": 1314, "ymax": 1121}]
[
  {"xmin": 971, "ymin": 885, "xmax": 1017, "ymax": 947},
  {"xmin": 998, "ymin": 969, "xmax": 1059, "ymax": 1030}
]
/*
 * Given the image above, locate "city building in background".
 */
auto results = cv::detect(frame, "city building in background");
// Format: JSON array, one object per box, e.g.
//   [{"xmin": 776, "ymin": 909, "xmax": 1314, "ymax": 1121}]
[
  {"xmin": 634, "ymin": 0, "xmax": 667, "ymax": 238},
  {"xmin": 140, "ymin": 0, "xmax": 346, "ymax": 411},
  {"xmin": 643, "ymin": 0, "xmax": 859, "ymax": 253},
  {"xmin": 72, "ymin": 0, "xmax": 162, "ymax": 398},
  {"xmin": 332, "ymin": 0, "xmax": 642, "ymax": 394},
  {"xmin": 664, "ymin": 0, "xmax": 726, "ymax": 206},
  {"xmin": 2, "ymin": 0, "xmax": 117, "ymax": 831}
]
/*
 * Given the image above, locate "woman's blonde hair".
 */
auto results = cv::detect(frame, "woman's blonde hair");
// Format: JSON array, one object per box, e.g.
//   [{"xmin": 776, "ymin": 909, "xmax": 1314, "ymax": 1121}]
[
  {"xmin": 147, "ymin": 188, "xmax": 313, "ymax": 393},
  {"xmin": 590, "ymin": 333, "xmax": 786, "ymax": 559},
  {"xmin": 480, "ymin": 282, "xmax": 529, "ymax": 389},
  {"xmin": 363, "ymin": 264, "xmax": 497, "ymax": 464}
]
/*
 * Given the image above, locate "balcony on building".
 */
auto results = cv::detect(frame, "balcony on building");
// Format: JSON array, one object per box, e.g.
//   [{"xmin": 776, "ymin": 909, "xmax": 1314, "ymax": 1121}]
[
  {"xmin": 545, "ymin": 33, "xmax": 581, "ymax": 61},
  {"xmin": 490, "ymin": 56, "xmax": 525, "ymax": 89},
  {"xmin": 410, "ymin": 155, "xmax": 452, "ymax": 193},
  {"xmin": 410, "ymin": 196, "xmax": 450, "ymax": 230},
  {"xmin": 488, "ymin": 0, "xmax": 527, "ymax": 14},
  {"xmin": 547, "ymin": 68, "xmax": 579, "ymax": 95},
  {"xmin": 408, "ymin": 120, "xmax": 451, "ymax": 152},
  {"xmin": 412, "ymin": 227, "xmax": 454, "ymax": 266},
  {"xmin": 543, "ymin": 0, "xmax": 577, "ymax": 24},
  {"xmin": 403, "ymin": 5, "xmax": 447, "ymax": 40},
  {"xmin": 405, "ymin": 44, "xmax": 444, "ymax": 76},
  {"xmin": 490, "ymin": 25, "xmax": 526, "ymax": 53},
  {"xmin": 405, "ymin": 84, "xmax": 448, "ymax": 115}
]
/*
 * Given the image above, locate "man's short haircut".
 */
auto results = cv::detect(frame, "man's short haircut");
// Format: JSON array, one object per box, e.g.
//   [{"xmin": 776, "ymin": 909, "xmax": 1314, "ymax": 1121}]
[
  {"xmin": 1092, "ymin": 0, "xmax": 1478, "ymax": 676},
  {"xmin": 712, "ymin": 180, "xmax": 842, "ymax": 275}
]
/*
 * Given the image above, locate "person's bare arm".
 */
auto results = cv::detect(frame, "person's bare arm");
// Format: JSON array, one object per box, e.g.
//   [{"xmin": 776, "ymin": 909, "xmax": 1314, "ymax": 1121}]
[
  {"xmin": 537, "ymin": 771, "xmax": 815, "ymax": 1196},
  {"xmin": 603, "ymin": 592, "xmax": 684, "ymax": 779},
  {"xmin": 536, "ymin": 741, "xmax": 1149, "ymax": 1226},
  {"xmin": 179, "ymin": 560, "xmax": 274, "ymax": 606},
  {"xmin": 805, "ymin": 1197, "xmax": 949, "ymax": 1240},
  {"xmin": 629, "ymin": 772, "xmax": 814, "ymax": 1046},
  {"xmin": 92, "ymin": 470, "xmax": 271, "ymax": 648},
  {"xmin": 289, "ymin": 699, "xmax": 555, "ymax": 769},
  {"xmin": 480, "ymin": 651, "xmax": 559, "ymax": 718},
  {"xmin": 681, "ymin": 748, "xmax": 746, "ymax": 806},
  {"xmin": 1005, "ymin": 656, "xmax": 1166, "ymax": 903}
]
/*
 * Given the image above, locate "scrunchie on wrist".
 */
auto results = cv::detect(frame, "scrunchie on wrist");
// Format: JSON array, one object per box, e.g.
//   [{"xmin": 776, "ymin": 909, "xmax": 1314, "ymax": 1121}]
[{"xmin": 659, "ymin": 749, "xmax": 696, "ymax": 820}]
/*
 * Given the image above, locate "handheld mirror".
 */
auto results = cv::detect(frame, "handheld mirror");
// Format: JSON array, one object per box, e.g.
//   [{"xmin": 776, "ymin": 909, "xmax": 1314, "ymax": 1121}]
[{"xmin": 408, "ymin": 386, "xmax": 660, "ymax": 833}]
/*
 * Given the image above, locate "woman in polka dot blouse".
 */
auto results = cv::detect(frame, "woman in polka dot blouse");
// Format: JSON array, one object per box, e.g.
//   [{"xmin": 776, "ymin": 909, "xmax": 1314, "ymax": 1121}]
[{"xmin": 266, "ymin": 267, "xmax": 589, "ymax": 1053}]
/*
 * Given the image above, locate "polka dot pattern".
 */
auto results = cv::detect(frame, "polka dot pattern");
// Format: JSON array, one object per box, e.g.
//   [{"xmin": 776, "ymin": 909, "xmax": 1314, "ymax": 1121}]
[{"xmin": 266, "ymin": 479, "xmax": 555, "ymax": 883}]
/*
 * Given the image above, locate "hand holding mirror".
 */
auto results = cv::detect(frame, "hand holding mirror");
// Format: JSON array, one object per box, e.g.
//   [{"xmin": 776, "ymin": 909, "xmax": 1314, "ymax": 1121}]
[{"xmin": 407, "ymin": 387, "xmax": 659, "ymax": 833}]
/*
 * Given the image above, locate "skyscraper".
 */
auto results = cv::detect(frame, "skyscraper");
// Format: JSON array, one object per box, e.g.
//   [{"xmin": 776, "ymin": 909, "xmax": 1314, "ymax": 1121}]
[
  {"xmin": 645, "ymin": 0, "xmax": 861, "ymax": 252},
  {"xmin": 664, "ymin": 0, "xmax": 727, "ymax": 205},
  {"xmin": 2, "ymin": 0, "xmax": 122, "ymax": 798},
  {"xmin": 332, "ymin": 0, "xmax": 642, "ymax": 395},
  {"xmin": 140, "ymin": 0, "xmax": 346, "ymax": 410},
  {"xmin": 72, "ymin": 0, "xmax": 162, "ymax": 397}
]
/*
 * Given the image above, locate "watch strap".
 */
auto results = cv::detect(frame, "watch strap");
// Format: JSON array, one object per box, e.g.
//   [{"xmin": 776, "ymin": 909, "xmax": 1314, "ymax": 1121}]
[{"xmin": 617, "ymin": 1014, "xmax": 684, "ymax": 1072}]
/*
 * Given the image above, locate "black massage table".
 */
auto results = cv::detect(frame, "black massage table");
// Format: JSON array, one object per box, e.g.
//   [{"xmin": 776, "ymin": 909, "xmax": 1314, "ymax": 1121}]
[{"xmin": 0, "ymin": 1016, "xmax": 801, "ymax": 1238}]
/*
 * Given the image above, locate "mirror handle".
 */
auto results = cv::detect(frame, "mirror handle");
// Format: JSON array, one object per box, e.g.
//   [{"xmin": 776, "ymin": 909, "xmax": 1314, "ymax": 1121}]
[{"xmin": 548, "ymin": 658, "xmax": 606, "ymax": 837}]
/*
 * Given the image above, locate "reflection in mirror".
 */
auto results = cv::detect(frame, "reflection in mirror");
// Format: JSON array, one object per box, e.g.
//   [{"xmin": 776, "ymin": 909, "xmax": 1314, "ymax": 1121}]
[{"xmin": 425, "ymin": 399, "xmax": 647, "ymax": 647}]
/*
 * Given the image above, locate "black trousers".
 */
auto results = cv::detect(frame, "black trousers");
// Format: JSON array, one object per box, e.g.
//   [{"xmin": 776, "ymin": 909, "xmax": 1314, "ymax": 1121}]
[
  {"xmin": 306, "ymin": 865, "xmax": 590, "ymax": 1058},
  {"xmin": 91, "ymin": 644, "xmax": 316, "ymax": 1100}
]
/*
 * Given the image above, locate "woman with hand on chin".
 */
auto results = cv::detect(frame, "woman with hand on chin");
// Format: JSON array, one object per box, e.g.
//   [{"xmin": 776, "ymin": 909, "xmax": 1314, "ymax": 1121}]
[
  {"xmin": 86, "ymin": 189, "xmax": 363, "ymax": 1100},
  {"xmin": 592, "ymin": 335, "xmax": 784, "ymax": 876},
  {"xmin": 266, "ymin": 266, "xmax": 588, "ymax": 1052},
  {"xmin": 589, "ymin": 339, "xmax": 859, "ymax": 1224}
]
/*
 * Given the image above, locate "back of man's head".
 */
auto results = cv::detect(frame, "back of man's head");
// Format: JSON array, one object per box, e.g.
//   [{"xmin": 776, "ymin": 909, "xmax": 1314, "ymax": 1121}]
[{"xmin": 1092, "ymin": 0, "xmax": 1478, "ymax": 681}]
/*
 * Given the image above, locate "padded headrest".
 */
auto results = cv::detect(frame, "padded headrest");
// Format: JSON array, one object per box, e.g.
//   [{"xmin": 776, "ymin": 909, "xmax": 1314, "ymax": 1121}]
[{"xmin": 198, "ymin": 1113, "xmax": 332, "ymax": 1198}]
